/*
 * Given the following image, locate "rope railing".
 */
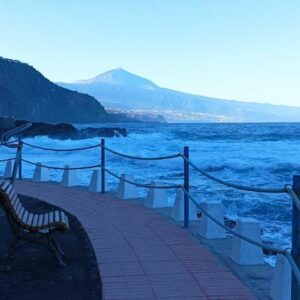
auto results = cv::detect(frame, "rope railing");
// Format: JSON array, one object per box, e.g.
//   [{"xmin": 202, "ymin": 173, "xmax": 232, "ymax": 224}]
[
  {"xmin": 18, "ymin": 140, "xmax": 298, "ymax": 198},
  {"xmin": 181, "ymin": 187, "xmax": 286, "ymax": 254},
  {"xmin": 103, "ymin": 146, "xmax": 182, "ymax": 161},
  {"xmin": 20, "ymin": 153, "xmax": 300, "ymax": 285},
  {"xmin": 104, "ymin": 167, "xmax": 181, "ymax": 189},
  {"xmin": 22, "ymin": 141, "xmax": 101, "ymax": 152},
  {"xmin": 18, "ymin": 142, "xmax": 300, "ymax": 215},
  {"xmin": 181, "ymin": 187, "xmax": 300, "ymax": 286},
  {"xmin": 22, "ymin": 141, "xmax": 182, "ymax": 160},
  {"xmin": 0, "ymin": 157, "xmax": 15, "ymax": 162},
  {"xmin": 180, "ymin": 154, "xmax": 286, "ymax": 194},
  {"xmin": 21, "ymin": 159, "xmax": 101, "ymax": 171},
  {"xmin": 2, "ymin": 132, "xmax": 300, "ymax": 291},
  {"xmin": 21, "ymin": 159, "xmax": 181, "ymax": 189}
]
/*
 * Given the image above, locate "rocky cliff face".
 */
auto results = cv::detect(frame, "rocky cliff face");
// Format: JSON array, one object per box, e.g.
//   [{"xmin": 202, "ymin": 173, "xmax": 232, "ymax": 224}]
[{"xmin": 0, "ymin": 57, "xmax": 107, "ymax": 123}]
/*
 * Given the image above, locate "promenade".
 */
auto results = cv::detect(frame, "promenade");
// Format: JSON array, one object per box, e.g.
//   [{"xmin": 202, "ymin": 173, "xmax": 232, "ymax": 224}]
[{"xmin": 16, "ymin": 180, "xmax": 254, "ymax": 300}]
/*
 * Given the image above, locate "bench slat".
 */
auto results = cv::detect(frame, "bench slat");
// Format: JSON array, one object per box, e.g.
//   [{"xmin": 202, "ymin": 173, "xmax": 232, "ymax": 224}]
[
  {"xmin": 60, "ymin": 211, "xmax": 66, "ymax": 224},
  {"xmin": 22, "ymin": 210, "xmax": 29, "ymax": 224},
  {"xmin": 26, "ymin": 213, "xmax": 34, "ymax": 226},
  {"xmin": 38, "ymin": 214, "xmax": 44, "ymax": 227},
  {"xmin": 11, "ymin": 194, "xmax": 18, "ymax": 206},
  {"xmin": 1, "ymin": 180, "xmax": 10, "ymax": 192},
  {"xmin": 18, "ymin": 207, "xmax": 25, "ymax": 221},
  {"xmin": 49, "ymin": 212, "xmax": 54, "ymax": 227},
  {"xmin": 1, "ymin": 181, "xmax": 69, "ymax": 233},
  {"xmin": 5, "ymin": 184, "xmax": 13, "ymax": 197},
  {"xmin": 43, "ymin": 213, "xmax": 49, "ymax": 227},
  {"xmin": 54, "ymin": 211, "xmax": 60, "ymax": 223},
  {"xmin": 32, "ymin": 215, "xmax": 39, "ymax": 228},
  {"xmin": 15, "ymin": 202, "xmax": 22, "ymax": 216},
  {"xmin": 65, "ymin": 215, "xmax": 69, "ymax": 229},
  {"xmin": 8, "ymin": 189, "xmax": 16, "ymax": 202},
  {"xmin": 12, "ymin": 198, "xmax": 20, "ymax": 210}
]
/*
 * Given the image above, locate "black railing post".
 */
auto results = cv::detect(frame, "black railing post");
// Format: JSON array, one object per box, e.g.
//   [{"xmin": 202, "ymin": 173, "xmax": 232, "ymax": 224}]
[
  {"xmin": 183, "ymin": 146, "xmax": 190, "ymax": 227},
  {"xmin": 101, "ymin": 139, "xmax": 105, "ymax": 194},
  {"xmin": 18, "ymin": 140, "xmax": 23, "ymax": 180},
  {"xmin": 292, "ymin": 175, "xmax": 300, "ymax": 300},
  {"xmin": 11, "ymin": 141, "xmax": 21, "ymax": 185}
]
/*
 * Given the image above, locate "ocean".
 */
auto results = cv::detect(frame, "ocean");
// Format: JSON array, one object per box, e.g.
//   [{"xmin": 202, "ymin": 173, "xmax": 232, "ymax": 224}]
[{"xmin": 1, "ymin": 122, "xmax": 300, "ymax": 262}]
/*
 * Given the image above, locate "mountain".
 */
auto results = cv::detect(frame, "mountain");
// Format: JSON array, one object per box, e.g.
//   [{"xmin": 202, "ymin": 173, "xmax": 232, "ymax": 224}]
[
  {"xmin": 75, "ymin": 68, "xmax": 158, "ymax": 89},
  {"xmin": 0, "ymin": 57, "xmax": 107, "ymax": 123},
  {"xmin": 58, "ymin": 68, "xmax": 300, "ymax": 122}
]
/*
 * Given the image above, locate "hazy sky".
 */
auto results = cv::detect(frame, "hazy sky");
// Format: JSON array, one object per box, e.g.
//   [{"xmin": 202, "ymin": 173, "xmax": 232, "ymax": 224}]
[{"xmin": 0, "ymin": 0, "xmax": 299, "ymax": 106}]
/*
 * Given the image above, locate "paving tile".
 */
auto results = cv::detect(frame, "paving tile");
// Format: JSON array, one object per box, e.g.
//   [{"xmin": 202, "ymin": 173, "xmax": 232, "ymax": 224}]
[
  {"xmin": 133, "ymin": 245, "xmax": 177, "ymax": 262},
  {"xmin": 141, "ymin": 260, "xmax": 187, "ymax": 275},
  {"xmin": 149, "ymin": 273, "xmax": 206, "ymax": 298},
  {"xmin": 100, "ymin": 262, "xmax": 145, "ymax": 277},
  {"xmin": 15, "ymin": 181, "xmax": 255, "ymax": 300}
]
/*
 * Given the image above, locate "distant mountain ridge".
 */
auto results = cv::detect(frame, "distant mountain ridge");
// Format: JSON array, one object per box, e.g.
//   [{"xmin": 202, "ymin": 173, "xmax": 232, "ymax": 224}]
[
  {"xmin": 58, "ymin": 69, "xmax": 300, "ymax": 122},
  {"xmin": 75, "ymin": 68, "xmax": 157, "ymax": 89},
  {"xmin": 0, "ymin": 57, "xmax": 107, "ymax": 123}
]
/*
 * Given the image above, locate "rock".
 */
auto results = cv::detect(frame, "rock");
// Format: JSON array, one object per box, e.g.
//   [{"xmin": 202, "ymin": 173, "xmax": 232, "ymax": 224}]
[
  {"xmin": 0, "ymin": 120, "xmax": 127, "ymax": 139},
  {"xmin": 0, "ymin": 57, "xmax": 107, "ymax": 123}
]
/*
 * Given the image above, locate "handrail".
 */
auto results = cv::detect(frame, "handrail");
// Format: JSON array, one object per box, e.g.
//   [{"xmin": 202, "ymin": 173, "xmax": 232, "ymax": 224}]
[
  {"xmin": 1, "ymin": 123, "xmax": 32, "ymax": 147},
  {"xmin": 1, "ymin": 123, "xmax": 31, "ymax": 184},
  {"xmin": 285, "ymin": 252, "xmax": 300, "ymax": 286},
  {"xmin": 285, "ymin": 185, "xmax": 300, "ymax": 211}
]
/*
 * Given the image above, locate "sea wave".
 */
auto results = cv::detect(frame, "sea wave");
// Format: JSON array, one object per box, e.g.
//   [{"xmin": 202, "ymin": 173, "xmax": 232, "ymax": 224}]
[{"xmin": 1, "ymin": 122, "xmax": 299, "ymax": 253}]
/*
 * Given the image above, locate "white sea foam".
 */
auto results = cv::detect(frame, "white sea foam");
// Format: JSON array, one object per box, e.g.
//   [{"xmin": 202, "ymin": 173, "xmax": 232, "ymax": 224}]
[{"xmin": 1, "ymin": 122, "xmax": 299, "ymax": 253}]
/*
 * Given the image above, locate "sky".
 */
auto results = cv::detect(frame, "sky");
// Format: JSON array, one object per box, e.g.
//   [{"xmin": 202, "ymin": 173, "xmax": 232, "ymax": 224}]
[{"xmin": 0, "ymin": 0, "xmax": 299, "ymax": 107}]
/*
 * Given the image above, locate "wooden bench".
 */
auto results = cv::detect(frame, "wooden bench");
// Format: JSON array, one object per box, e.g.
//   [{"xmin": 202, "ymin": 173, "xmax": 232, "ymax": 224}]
[{"xmin": 0, "ymin": 179, "xmax": 69, "ymax": 267}]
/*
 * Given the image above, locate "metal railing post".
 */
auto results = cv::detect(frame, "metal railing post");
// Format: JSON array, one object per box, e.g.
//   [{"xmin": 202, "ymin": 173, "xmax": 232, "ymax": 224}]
[
  {"xmin": 18, "ymin": 140, "xmax": 23, "ymax": 180},
  {"xmin": 292, "ymin": 175, "xmax": 300, "ymax": 300},
  {"xmin": 101, "ymin": 139, "xmax": 105, "ymax": 194},
  {"xmin": 183, "ymin": 146, "xmax": 190, "ymax": 227},
  {"xmin": 11, "ymin": 141, "xmax": 21, "ymax": 184}
]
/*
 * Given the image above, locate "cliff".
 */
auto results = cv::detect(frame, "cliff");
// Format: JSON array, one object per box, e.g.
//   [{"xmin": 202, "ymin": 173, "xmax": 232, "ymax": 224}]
[{"xmin": 0, "ymin": 57, "xmax": 107, "ymax": 123}]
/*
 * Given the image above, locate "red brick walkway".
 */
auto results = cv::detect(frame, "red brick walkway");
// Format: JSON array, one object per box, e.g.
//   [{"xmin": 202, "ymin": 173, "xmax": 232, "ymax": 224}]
[{"xmin": 15, "ymin": 181, "xmax": 254, "ymax": 300}]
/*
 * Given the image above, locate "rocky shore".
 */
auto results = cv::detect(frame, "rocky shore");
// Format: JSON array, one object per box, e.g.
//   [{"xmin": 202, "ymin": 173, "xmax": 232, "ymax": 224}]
[{"xmin": 0, "ymin": 120, "xmax": 127, "ymax": 140}]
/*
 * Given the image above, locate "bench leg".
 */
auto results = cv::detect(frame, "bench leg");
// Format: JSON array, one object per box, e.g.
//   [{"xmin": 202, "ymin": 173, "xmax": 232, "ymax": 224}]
[
  {"xmin": 2, "ymin": 230, "xmax": 66, "ymax": 268},
  {"xmin": 51, "ymin": 236, "xmax": 65, "ymax": 256},
  {"xmin": 5, "ymin": 236, "xmax": 27, "ymax": 260},
  {"xmin": 48, "ymin": 236, "xmax": 66, "ymax": 267},
  {"xmin": 0, "ymin": 236, "xmax": 27, "ymax": 271}
]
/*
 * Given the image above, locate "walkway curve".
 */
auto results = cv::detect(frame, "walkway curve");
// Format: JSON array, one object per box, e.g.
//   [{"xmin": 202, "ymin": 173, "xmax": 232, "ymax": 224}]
[{"xmin": 15, "ymin": 181, "xmax": 254, "ymax": 300}]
